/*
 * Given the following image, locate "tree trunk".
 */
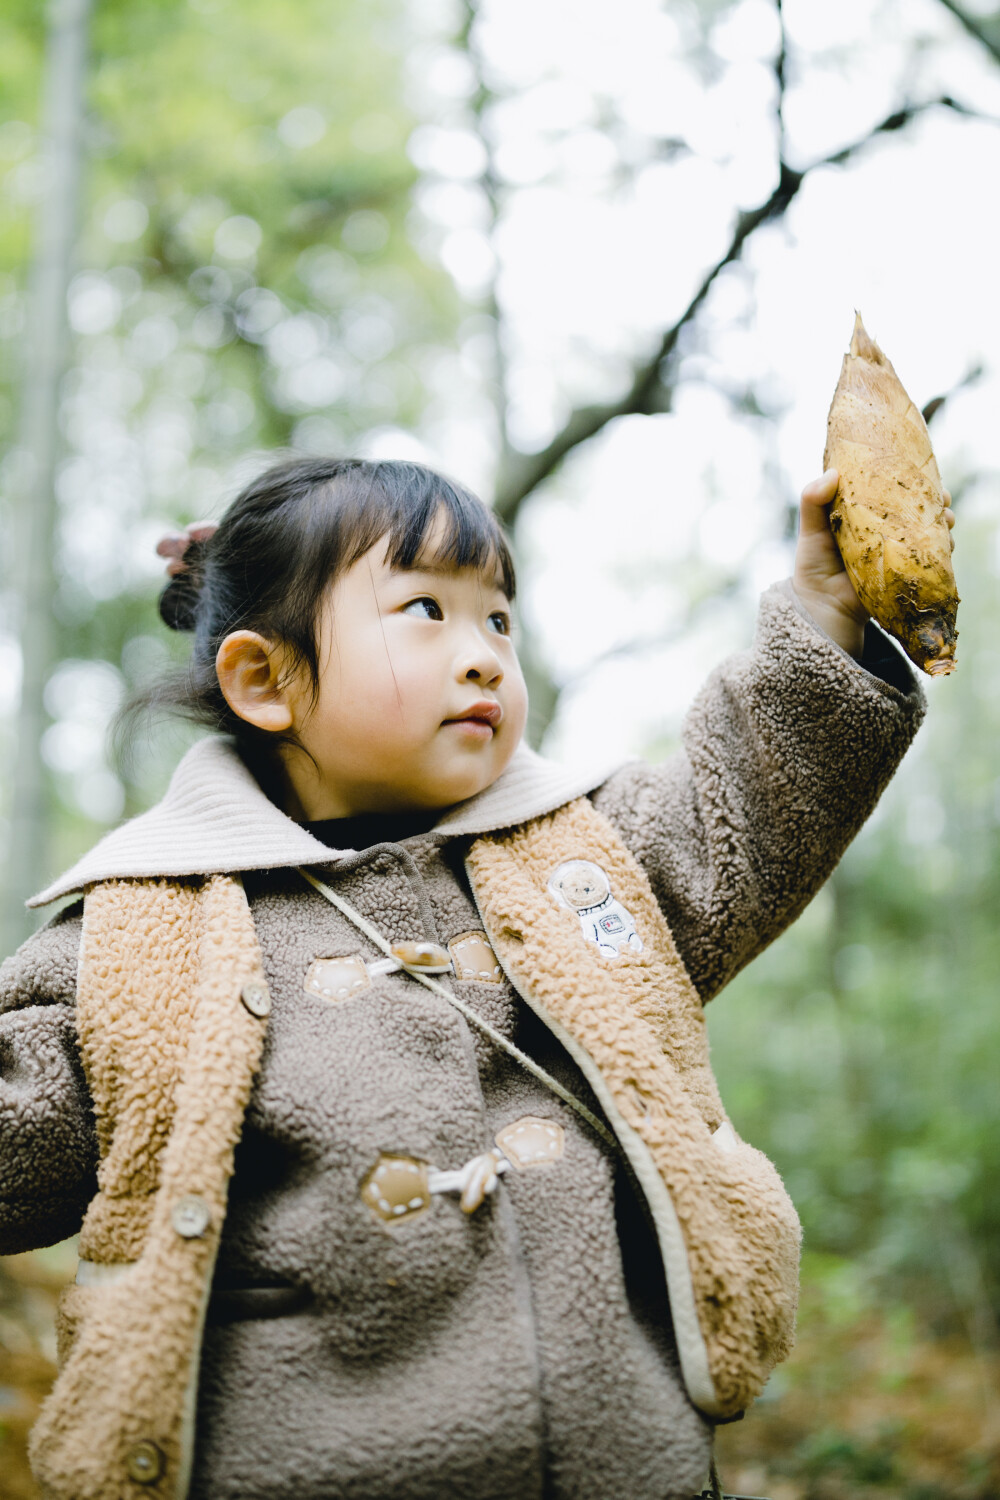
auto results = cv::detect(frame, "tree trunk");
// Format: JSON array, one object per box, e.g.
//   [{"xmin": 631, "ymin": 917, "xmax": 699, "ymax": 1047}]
[{"xmin": 2, "ymin": 0, "xmax": 93, "ymax": 958}]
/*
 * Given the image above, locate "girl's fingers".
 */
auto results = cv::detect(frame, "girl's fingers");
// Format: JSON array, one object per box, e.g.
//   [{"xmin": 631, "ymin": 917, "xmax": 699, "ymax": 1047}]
[
  {"xmin": 799, "ymin": 469, "xmax": 839, "ymax": 533},
  {"xmin": 799, "ymin": 474, "xmax": 953, "ymax": 561},
  {"xmin": 800, "ymin": 468, "xmax": 839, "ymax": 503}
]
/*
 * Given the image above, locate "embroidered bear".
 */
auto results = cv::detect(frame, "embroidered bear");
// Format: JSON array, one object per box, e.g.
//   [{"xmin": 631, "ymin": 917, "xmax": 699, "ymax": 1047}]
[{"xmin": 547, "ymin": 859, "xmax": 643, "ymax": 959}]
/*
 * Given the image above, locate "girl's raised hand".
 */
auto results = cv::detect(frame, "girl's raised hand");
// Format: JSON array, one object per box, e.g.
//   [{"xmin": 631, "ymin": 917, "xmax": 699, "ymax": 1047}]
[{"xmin": 792, "ymin": 469, "xmax": 954, "ymax": 659}]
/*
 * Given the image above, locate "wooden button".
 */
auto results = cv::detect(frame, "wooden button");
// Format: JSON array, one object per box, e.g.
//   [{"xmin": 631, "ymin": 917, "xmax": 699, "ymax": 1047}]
[
  {"xmin": 240, "ymin": 980, "xmax": 271, "ymax": 1018},
  {"xmin": 125, "ymin": 1440, "xmax": 164, "ymax": 1484},
  {"xmin": 171, "ymin": 1195, "xmax": 211, "ymax": 1239}
]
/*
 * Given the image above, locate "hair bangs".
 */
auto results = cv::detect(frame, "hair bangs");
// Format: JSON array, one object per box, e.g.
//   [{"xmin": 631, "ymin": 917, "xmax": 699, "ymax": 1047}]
[{"xmin": 323, "ymin": 462, "xmax": 516, "ymax": 598}]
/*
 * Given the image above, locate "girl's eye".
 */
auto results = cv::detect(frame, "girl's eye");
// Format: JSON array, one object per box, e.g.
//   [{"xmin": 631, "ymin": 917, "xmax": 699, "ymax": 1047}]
[
  {"xmin": 402, "ymin": 596, "xmax": 443, "ymax": 621},
  {"xmin": 487, "ymin": 610, "xmax": 511, "ymax": 636}
]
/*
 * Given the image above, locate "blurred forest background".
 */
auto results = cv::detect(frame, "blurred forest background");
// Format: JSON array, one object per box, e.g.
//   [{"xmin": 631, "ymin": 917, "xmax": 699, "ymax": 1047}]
[{"xmin": 1, "ymin": 0, "xmax": 999, "ymax": 1495}]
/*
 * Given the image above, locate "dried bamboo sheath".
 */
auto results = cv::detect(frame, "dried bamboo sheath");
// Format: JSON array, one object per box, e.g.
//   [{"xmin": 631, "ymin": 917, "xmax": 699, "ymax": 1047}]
[{"xmin": 824, "ymin": 314, "xmax": 958, "ymax": 676}]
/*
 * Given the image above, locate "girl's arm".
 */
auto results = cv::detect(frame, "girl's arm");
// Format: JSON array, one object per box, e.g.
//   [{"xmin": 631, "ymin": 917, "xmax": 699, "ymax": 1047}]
[
  {"xmin": 591, "ymin": 493, "xmax": 927, "ymax": 1000},
  {"xmin": 590, "ymin": 474, "xmax": 935, "ymax": 1002},
  {"xmin": 0, "ymin": 902, "xmax": 98, "ymax": 1253}
]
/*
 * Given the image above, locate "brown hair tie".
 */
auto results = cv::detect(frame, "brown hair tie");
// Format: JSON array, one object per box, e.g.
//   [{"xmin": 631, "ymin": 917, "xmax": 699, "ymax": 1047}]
[{"xmin": 155, "ymin": 521, "xmax": 218, "ymax": 578}]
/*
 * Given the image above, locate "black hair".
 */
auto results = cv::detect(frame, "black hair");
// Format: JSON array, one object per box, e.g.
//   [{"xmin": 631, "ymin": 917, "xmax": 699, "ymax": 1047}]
[{"xmin": 113, "ymin": 456, "xmax": 516, "ymax": 788}]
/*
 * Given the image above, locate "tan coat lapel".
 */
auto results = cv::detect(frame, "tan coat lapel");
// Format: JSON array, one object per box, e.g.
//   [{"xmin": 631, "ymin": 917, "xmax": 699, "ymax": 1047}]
[
  {"xmin": 466, "ymin": 796, "xmax": 801, "ymax": 1419},
  {"xmin": 31, "ymin": 874, "xmax": 269, "ymax": 1500}
]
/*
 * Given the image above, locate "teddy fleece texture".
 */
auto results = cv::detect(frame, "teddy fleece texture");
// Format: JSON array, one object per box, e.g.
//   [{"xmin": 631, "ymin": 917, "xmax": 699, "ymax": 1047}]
[
  {"xmin": 28, "ymin": 874, "xmax": 270, "ymax": 1500},
  {"xmin": 468, "ymin": 796, "xmax": 801, "ymax": 1418},
  {"xmin": 0, "ymin": 583, "xmax": 925, "ymax": 1500}
]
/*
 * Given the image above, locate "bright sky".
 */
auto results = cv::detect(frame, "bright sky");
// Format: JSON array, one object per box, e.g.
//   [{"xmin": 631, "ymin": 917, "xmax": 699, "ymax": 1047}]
[{"xmin": 391, "ymin": 0, "xmax": 1000, "ymax": 770}]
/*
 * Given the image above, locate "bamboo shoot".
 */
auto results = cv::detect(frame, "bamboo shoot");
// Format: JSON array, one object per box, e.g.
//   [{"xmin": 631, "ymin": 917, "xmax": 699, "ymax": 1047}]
[{"xmin": 824, "ymin": 313, "xmax": 958, "ymax": 676}]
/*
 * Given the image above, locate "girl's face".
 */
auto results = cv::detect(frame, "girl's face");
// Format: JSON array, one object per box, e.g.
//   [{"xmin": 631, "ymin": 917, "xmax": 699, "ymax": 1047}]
[{"xmin": 276, "ymin": 515, "xmax": 528, "ymax": 819}]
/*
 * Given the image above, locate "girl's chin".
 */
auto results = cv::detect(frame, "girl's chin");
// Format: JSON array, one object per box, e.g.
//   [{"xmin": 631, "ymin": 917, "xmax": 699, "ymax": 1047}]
[{"xmin": 421, "ymin": 760, "xmax": 507, "ymax": 806}]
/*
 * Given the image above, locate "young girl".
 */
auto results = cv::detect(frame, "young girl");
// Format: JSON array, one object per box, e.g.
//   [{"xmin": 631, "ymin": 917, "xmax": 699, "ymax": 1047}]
[{"xmin": 0, "ymin": 456, "xmax": 935, "ymax": 1500}]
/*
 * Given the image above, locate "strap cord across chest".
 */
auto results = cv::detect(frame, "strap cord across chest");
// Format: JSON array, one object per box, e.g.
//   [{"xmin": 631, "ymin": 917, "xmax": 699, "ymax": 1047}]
[{"xmin": 297, "ymin": 866, "xmax": 619, "ymax": 1155}]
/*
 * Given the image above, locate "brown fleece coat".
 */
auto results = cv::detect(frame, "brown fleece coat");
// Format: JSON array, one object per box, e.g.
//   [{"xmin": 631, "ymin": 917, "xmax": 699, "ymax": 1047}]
[
  {"xmin": 31, "ymin": 795, "xmax": 799, "ymax": 1500},
  {"xmin": 0, "ymin": 583, "xmax": 926, "ymax": 1500}
]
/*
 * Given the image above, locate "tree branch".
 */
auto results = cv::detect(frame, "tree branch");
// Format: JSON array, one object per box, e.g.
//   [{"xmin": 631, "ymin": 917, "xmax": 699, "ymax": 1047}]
[
  {"xmin": 936, "ymin": 0, "xmax": 1000, "ymax": 68},
  {"xmin": 921, "ymin": 361, "xmax": 983, "ymax": 426},
  {"xmin": 493, "ymin": 95, "xmax": 975, "ymax": 526},
  {"xmin": 774, "ymin": 0, "xmax": 788, "ymax": 164},
  {"xmin": 459, "ymin": 0, "xmax": 511, "ymax": 451}
]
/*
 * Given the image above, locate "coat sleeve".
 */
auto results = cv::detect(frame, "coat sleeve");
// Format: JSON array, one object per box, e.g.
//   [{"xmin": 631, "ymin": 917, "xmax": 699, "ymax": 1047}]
[
  {"xmin": 0, "ymin": 898, "xmax": 98, "ymax": 1253},
  {"xmin": 590, "ymin": 579, "xmax": 926, "ymax": 1000}
]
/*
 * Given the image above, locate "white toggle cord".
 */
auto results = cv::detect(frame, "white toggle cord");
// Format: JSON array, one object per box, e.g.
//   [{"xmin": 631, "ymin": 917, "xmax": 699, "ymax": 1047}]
[
  {"xmin": 297, "ymin": 867, "xmax": 618, "ymax": 1154},
  {"xmin": 428, "ymin": 1148, "xmax": 510, "ymax": 1213}
]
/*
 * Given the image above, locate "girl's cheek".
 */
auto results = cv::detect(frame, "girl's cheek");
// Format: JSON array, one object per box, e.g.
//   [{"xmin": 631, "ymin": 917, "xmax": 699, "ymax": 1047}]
[{"xmin": 507, "ymin": 660, "xmax": 529, "ymax": 725}]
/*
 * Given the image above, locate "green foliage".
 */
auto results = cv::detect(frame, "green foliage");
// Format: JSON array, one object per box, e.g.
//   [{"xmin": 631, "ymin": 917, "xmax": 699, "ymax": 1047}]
[
  {"xmin": 708, "ymin": 507, "xmax": 1000, "ymax": 1327},
  {"xmin": 0, "ymin": 0, "xmax": 466, "ymax": 848}
]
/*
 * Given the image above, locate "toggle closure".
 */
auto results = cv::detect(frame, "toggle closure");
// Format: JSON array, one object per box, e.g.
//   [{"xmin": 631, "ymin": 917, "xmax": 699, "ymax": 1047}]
[
  {"xmin": 368, "ymin": 940, "xmax": 454, "ymax": 979},
  {"xmin": 361, "ymin": 1149, "xmax": 511, "ymax": 1223},
  {"xmin": 428, "ymin": 1148, "xmax": 510, "ymax": 1214}
]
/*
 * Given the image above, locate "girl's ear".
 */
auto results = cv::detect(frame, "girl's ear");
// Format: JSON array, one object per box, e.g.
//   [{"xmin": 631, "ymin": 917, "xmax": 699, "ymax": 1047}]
[{"xmin": 215, "ymin": 631, "xmax": 295, "ymax": 733}]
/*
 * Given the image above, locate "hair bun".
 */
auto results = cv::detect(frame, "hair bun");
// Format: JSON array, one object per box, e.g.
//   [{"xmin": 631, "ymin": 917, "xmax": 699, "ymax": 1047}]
[{"xmin": 158, "ymin": 538, "xmax": 209, "ymax": 632}]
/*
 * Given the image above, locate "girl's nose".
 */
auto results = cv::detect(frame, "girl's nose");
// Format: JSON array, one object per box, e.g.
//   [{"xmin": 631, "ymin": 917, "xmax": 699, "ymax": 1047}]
[
  {"xmin": 460, "ymin": 633, "xmax": 503, "ymax": 686},
  {"xmin": 466, "ymin": 660, "xmax": 503, "ymax": 685}
]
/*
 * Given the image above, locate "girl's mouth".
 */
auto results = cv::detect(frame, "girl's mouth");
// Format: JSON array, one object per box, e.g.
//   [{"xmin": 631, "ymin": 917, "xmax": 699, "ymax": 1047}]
[
  {"xmin": 446, "ymin": 718, "xmax": 495, "ymax": 740},
  {"xmin": 443, "ymin": 700, "xmax": 502, "ymax": 733}
]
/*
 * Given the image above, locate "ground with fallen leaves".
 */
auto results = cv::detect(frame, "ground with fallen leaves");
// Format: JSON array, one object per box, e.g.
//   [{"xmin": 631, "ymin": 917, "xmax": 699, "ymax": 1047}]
[{"xmin": 1, "ymin": 1246, "xmax": 997, "ymax": 1500}]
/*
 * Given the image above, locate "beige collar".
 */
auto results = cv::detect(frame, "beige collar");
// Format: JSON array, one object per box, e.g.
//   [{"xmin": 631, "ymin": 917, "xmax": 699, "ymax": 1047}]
[{"xmin": 28, "ymin": 736, "xmax": 630, "ymax": 908}]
